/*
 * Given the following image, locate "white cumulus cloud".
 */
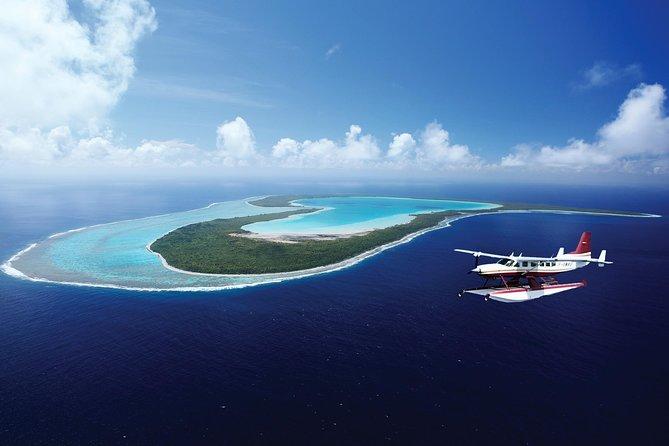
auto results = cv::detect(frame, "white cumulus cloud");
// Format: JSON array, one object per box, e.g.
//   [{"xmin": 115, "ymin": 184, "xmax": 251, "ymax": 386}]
[
  {"xmin": 0, "ymin": 0, "xmax": 158, "ymax": 166},
  {"xmin": 342, "ymin": 125, "xmax": 381, "ymax": 160},
  {"xmin": 269, "ymin": 122, "xmax": 480, "ymax": 170},
  {"xmin": 0, "ymin": 0, "xmax": 156, "ymax": 129},
  {"xmin": 271, "ymin": 125, "xmax": 381, "ymax": 168},
  {"xmin": 388, "ymin": 133, "xmax": 416, "ymax": 158},
  {"xmin": 271, "ymin": 138, "xmax": 301, "ymax": 158},
  {"xmin": 215, "ymin": 117, "xmax": 258, "ymax": 164},
  {"xmin": 0, "ymin": 1, "xmax": 666, "ymax": 180},
  {"xmin": 499, "ymin": 83, "xmax": 669, "ymax": 171},
  {"xmin": 0, "ymin": 124, "xmax": 204, "ymax": 167},
  {"xmin": 415, "ymin": 122, "xmax": 481, "ymax": 168},
  {"xmin": 598, "ymin": 83, "xmax": 669, "ymax": 157}
]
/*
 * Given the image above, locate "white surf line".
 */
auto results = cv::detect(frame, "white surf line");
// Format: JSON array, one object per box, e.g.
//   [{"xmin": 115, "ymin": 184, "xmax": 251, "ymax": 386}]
[
  {"xmin": 2, "ymin": 201, "xmax": 660, "ymax": 292},
  {"xmin": 0, "ymin": 243, "xmax": 38, "ymax": 280},
  {"xmin": 0, "ymin": 197, "xmax": 291, "ymax": 283},
  {"xmin": 497, "ymin": 209, "xmax": 661, "ymax": 218},
  {"xmin": 2, "ymin": 203, "xmax": 241, "ymax": 279},
  {"xmin": 0, "ymin": 265, "xmax": 290, "ymax": 293}
]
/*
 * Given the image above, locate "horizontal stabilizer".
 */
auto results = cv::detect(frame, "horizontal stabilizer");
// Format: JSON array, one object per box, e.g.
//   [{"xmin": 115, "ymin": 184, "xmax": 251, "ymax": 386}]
[
  {"xmin": 597, "ymin": 250, "xmax": 610, "ymax": 267},
  {"xmin": 577, "ymin": 250, "xmax": 612, "ymax": 265}
]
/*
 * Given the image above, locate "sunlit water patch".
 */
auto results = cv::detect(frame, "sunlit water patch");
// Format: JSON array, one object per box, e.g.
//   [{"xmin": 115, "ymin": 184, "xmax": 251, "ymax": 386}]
[{"xmin": 2, "ymin": 197, "xmax": 497, "ymax": 291}]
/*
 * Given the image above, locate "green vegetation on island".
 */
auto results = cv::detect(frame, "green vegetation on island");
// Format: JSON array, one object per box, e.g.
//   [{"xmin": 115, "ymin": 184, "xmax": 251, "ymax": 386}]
[
  {"xmin": 150, "ymin": 208, "xmax": 458, "ymax": 274},
  {"xmin": 150, "ymin": 195, "xmax": 653, "ymax": 275}
]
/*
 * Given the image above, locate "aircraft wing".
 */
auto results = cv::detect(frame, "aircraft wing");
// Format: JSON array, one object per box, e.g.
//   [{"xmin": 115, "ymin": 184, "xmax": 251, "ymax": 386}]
[
  {"xmin": 454, "ymin": 249, "xmax": 512, "ymax": 260},
  {"xmin": 512, "ymin": 255, "xmax": 556, "ymax": 261},
  {"xmin": 454, "ymin": 249, "xmax": 556, "ymax": 261}
]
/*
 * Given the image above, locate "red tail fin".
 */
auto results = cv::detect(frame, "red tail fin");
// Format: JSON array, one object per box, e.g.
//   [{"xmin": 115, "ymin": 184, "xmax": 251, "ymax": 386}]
[{"xmin": 571, "ymin": 231, "xmax": 591, "ymax": 254}]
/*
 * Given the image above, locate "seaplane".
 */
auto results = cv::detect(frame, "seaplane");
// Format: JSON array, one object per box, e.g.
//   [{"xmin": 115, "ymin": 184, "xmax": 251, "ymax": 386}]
[{"xmin": 455, "ymin": 232, "xmax": 612, "ymax": 303}]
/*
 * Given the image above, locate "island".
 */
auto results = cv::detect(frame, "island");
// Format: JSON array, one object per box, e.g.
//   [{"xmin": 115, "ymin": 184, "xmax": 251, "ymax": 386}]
[{"xmin": 148, "ymin": 195, "xmax": 652, "ymax": 275}]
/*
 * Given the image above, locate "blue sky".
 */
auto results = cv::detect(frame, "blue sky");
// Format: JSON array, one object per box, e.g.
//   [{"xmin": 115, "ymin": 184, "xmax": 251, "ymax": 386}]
[
  {"xmin": 1, "ymin": 0, "xmax": 668, "ymax": 182},
  {"xmin": 118, "ymin": 0, "xmax": 668, "ymax": 151}
]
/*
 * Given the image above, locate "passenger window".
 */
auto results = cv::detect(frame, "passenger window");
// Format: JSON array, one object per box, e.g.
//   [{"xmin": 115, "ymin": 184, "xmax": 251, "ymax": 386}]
[
  {"xmin": 531, "ymin": 262, "xmax": 537, "ymax": 267},
  {"xmin": 522, "ymin": 262, "xmax": 528, "ymax": 267}
]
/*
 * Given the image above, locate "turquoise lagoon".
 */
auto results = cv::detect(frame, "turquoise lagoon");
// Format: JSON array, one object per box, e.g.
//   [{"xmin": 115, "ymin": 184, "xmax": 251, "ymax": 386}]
[
  {"xmin": 3, "ymin": 197, "xmax": 497, "ymax": 291},
  {"xmin": 246, "ymin": 196, "xmax": 497, "ymax": 234}
]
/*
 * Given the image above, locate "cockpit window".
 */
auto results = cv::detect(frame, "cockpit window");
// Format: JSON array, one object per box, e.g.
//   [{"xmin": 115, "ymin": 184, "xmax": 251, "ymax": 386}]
[{"xmin": 497, "ymin": 259, "xmax": 515, "ymax": 266}]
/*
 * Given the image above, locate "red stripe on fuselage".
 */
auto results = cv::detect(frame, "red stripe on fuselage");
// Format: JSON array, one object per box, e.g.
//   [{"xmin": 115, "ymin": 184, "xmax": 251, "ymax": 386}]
[{"xmin": 477, "ymin": 269, "xmax": 574, "ymax": 277}]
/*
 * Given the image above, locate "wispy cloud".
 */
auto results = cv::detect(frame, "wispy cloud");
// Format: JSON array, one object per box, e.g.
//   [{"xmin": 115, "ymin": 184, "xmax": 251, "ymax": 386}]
[
  {"xmin": 574, "ymin": 62, "xmax": 642, "ymax": 91},
  {"xmin": 325, "ymin": 43, "xmax": 341, "ymax": 60},
  {"xmin": 131, "ymin": 78, "xmax": 273, "ymax": 108},
  {"xmin": 153, "ymin": 7, "xmax": 300, "ymax": 59},
  {"xmin": 159, "ymin": 6, "xmax": 250, "ymax": 34}
]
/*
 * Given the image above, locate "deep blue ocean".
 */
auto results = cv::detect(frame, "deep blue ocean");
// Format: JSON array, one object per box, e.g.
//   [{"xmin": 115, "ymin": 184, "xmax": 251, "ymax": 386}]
[{"xmin": 1, "ymin": 180, "xmax": 667, "ymax": 444}]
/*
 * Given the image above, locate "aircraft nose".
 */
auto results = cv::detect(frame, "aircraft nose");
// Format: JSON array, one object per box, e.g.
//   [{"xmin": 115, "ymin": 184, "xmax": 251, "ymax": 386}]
[{"xmin": 470, "ymin": 267, "xmax": 481, "ymax": 273}]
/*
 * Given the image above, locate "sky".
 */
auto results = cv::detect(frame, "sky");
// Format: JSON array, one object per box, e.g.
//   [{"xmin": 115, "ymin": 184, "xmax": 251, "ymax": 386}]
[{"xmin": 1, "ymin": 0, "xmax": 668, "ymax": 183}]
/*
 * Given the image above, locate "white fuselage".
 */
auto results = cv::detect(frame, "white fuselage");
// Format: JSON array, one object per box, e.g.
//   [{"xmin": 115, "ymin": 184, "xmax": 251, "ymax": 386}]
[{"xmin": 472, "ymin": 252, "xmax": 591, "ymax": 277}]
